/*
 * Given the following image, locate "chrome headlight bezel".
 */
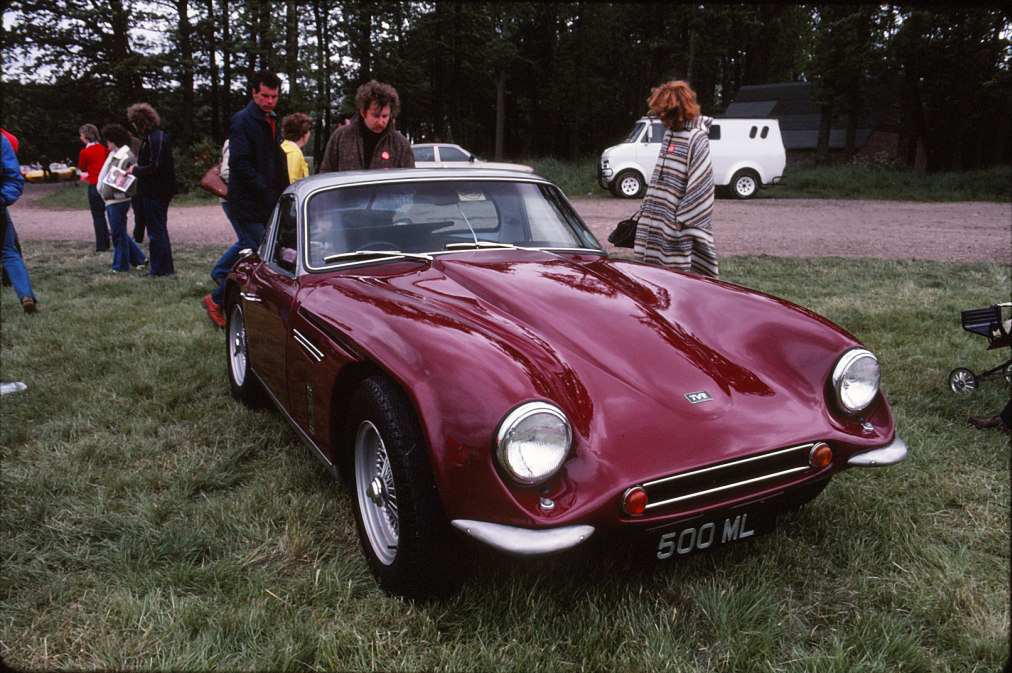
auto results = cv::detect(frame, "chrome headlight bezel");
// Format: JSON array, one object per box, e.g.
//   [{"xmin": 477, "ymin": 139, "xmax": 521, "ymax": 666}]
[
  {"xmin": 495, "ymin": 401, "xmax": 572, "ymax": 486},
  {"xmin": 831, "ymin": 348, "xmax": 881, "ymax": 414}
]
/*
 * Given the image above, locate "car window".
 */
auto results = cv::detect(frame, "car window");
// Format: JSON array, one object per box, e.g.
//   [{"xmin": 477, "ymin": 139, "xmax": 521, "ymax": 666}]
[
  {"xmin": 649, "ymin": 123, "xmax": 666, "ymax": 143},
  {"xmin": 271, "ymin": 195, "xmax": 298, "ymax": 273},
  {"xmin": 439, "ymin": 146, "xmax": 470, "ymax": 162},
  {"xmin": 305, "ymin": 180, "xmax": 600, "ymax": 268},
  {"xmin": 622, "ymin": 122, "xmax": 645, "ymax": 143},
  {"xmin": 413, "ymin": 146, "xmax": 434, "ymax": 162}
]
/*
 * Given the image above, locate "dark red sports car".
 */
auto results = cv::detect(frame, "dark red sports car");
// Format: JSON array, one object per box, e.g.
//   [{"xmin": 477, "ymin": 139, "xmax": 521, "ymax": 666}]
[{"xmin": 222, "ymin": 168, "xmax": 907, "ymax": 596}]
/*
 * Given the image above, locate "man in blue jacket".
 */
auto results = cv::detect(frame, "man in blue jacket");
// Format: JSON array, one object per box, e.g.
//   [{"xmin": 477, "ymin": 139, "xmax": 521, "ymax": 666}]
[{"xmin": 203, "ymin": 70, "xmax": 289, "ymax": 327}]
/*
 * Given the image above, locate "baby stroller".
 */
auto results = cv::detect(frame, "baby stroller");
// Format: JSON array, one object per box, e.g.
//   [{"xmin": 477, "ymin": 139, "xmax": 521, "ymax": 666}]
[{"xmin": 948, "ymin": 302, "xmax": 1012, "ymax": 393}]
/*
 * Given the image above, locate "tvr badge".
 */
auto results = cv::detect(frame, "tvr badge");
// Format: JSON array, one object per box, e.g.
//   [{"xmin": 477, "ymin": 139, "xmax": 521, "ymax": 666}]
[{"xmin": 685, "ymin": 391, "xmax": 713, "ymax": 404}]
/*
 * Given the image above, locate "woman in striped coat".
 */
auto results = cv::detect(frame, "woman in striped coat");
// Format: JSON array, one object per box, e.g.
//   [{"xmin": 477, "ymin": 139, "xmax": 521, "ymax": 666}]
[{"xmin": 632, "ymin": 80, "xmax": 717, "ymax": 278}]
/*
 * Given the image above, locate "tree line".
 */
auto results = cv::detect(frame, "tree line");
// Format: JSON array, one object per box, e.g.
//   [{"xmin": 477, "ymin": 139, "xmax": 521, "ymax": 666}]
[{"xmin": 2, "ymin": 2, "xmax": 1010, "ymax": 180}]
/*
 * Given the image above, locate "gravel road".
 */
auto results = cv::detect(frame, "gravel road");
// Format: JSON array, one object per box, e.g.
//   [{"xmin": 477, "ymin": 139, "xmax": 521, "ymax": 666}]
[{"xmin": 9, "ymin": 182, "xmax": 1010, "ymax": 263}]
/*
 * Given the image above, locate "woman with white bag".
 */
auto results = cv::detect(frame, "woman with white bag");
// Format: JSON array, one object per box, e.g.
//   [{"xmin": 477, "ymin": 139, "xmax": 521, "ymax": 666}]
[{"xmin": 98, "ymin": 123, "xmax": 149, "ymax": 273}]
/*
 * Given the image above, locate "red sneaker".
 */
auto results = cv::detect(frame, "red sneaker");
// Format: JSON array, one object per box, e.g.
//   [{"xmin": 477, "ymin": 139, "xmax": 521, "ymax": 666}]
[{"xmin": 202, "ymin": 294, "xmax": 225, "ymax": 328}]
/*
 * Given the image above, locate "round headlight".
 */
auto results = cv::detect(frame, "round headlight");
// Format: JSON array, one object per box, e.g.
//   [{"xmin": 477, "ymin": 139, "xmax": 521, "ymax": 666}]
[
  {"xmin": 496, "ymin": 402, "xmax": 572, "ymax": 486},
  {"xmin": 832, "ymin": 348, "xmax": 880, "ymax": 414}
]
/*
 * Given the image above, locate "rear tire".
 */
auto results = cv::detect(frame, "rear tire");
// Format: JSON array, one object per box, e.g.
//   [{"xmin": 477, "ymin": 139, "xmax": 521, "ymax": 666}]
[
  {"xmin": 348, "ymin": 375, "xmax": 458, "ymax": 597},
  {"xmin": 730, "ymin": 169, "xmax": 760, "ymax": 199},
  {"xmin": 225, "ymin": 290, "xmax": 267, "ymax": 409},
  {"xmin": 612, "ymin": 170, "xmax": 645, "ymax": 199}
]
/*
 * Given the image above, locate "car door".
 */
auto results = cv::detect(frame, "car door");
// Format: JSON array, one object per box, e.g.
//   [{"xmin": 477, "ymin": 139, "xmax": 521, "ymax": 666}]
[{"xmin": 244, "ymin": 194, "xmax": 300, "ymax": 411}]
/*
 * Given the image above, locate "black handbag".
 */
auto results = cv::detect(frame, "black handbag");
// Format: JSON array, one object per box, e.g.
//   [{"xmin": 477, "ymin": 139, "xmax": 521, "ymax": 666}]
[{"xmin": 608, "ymin": 216, "xmax": 638, "ymax": 248}]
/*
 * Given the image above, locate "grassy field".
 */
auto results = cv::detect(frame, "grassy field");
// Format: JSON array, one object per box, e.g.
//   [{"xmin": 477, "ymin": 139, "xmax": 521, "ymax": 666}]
[{"xmin": 1, "ymin": 240, "xmax": 1007, "ymax": 671}]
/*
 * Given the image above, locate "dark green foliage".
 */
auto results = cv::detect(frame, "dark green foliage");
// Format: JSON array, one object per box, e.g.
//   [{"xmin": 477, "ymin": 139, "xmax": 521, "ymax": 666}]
[{"xmin": 3, "ymin": 3, "xmax": 1010, "ymax": 172}]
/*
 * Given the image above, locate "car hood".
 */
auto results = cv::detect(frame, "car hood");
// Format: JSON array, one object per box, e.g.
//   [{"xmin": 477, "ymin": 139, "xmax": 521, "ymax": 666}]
[{"xmin": 302, "ymin": 250, "xmax": 890, "ymax": 519}]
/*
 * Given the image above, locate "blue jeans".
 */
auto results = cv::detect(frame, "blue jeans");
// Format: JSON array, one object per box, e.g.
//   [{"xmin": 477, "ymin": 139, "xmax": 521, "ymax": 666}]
[
  {"xmin": 1, "ymin": 209, "xmax": 35, "ymax": 303},
  {"xmin": 210, "ymin": 216, "xmax": 265, "ymax": 305},
  {"xmin": 107, "ymin": 201, "xmax": 148, "ymax": 271},
  {"xmin": 87, "ymin": 183, "xmax": 110, "ymax": 250},
  {"xmin": 210, "ymin": 202, "xmax": 243, "ymax": 284},
  {"xmin": 142, "ymin": 195, "xmax": 174, "ymax": 276}
]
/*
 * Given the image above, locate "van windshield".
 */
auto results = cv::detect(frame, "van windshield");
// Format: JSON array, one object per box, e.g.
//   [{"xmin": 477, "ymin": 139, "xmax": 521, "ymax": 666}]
[{"xmin": 622, "ymin": 122, "xmax": 645, "ymax": 143}]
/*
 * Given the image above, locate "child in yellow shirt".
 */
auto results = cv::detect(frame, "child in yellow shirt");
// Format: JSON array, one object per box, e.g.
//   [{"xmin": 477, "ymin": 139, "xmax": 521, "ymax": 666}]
[{"xmin": 281, "ymin": 113, "xmax": 312, "ymax": 183}]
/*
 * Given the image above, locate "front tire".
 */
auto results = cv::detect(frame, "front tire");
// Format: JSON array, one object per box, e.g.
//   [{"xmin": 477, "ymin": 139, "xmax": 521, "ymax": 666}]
[
  {"xmin": 348, "ymin": 375, "xmax": 457, "ymax": 597},
  {"xmin": 612, "ymin": 170, "xmax": 645, "ymax": 199},
  {"xmin": 225, "ymin": 291, "xmax": 267, "ymax": 408},
  {"xmin": 730, "ymin": 169, "xmax": 760, "ymax": 199}
]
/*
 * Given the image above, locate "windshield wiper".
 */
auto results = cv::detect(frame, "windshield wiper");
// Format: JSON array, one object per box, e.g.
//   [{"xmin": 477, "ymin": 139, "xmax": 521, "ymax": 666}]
[
  {"xmin": 323, "ymin": 250, "xmax": 433, "ymax": 264},
  {"xmin": 443, "ymin": 241, "xmax": 519, "ymax": 251}
]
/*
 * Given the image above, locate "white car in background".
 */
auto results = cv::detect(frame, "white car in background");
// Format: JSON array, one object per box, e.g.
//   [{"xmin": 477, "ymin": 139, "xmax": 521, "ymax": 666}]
[
  {"xmin": 412, "ymin": 143, "xmax": 534, "ymax": 173},
  {"xmin": 599, "ymin": 117, "xmax": 786, "ymax": 199}
]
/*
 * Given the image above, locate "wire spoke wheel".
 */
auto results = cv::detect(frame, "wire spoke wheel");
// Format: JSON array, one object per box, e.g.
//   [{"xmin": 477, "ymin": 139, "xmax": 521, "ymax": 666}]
[
  {"xmin": 224, "ymin": 293, "xmax": 266, "ymax": 408},
  {"xmin": 346, "ymin": 375, "xmax": 459, "ymax": 596},
  {"xmin": 354, "ymin": 420, "xmax": 399, "ymax": 565},
  {"xmin": 228, "ymin": 304, "xmax": 248, "ymax": 386}
]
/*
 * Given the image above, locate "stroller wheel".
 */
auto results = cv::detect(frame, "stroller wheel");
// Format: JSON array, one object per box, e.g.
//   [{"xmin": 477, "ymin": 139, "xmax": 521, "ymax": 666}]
[{"xmin": 948, "ymin": 367, "xmax": 978, "ymax": 394}]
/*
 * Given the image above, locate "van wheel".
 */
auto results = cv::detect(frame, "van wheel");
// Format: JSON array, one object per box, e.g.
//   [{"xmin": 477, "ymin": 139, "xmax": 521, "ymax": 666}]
[
  {"xmin": 731, "ymin": 169, "xmax": 760, "ymax": 199},
  {"xmin": 612, "ymin": 170, "xmax": 645, "ymax": 199}
]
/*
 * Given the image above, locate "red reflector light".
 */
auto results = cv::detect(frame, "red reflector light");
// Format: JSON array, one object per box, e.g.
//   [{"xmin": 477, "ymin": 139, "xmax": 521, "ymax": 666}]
[
  {"xmin": 623, "ymin": 486, "xmax": 648, "ymax": 516},
  {"xmin": 809, "ymin": 442, "xmax": 833, "ymax": 468}
]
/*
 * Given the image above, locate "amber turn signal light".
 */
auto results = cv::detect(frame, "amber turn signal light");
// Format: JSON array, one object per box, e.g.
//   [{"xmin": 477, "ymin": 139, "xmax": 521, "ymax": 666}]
[
  {"xmin": 622, "ymin": 486, "xmax": 648, "ymax": 516},
  {"xmin": 809, "ymin": 442, "xmax": 833, "ymax": 468}
]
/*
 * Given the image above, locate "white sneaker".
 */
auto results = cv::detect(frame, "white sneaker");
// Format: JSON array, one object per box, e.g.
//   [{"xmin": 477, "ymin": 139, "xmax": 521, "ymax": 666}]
[{"xmin": 1, "ymin": 382, "xmax": 27, "ymax": 395}]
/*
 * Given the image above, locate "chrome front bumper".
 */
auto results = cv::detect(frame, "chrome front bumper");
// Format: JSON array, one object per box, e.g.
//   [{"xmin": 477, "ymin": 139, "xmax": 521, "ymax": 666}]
[
  {"xmin": 451, "ymin": 519, "xmax": 595, "ymax": 555},
  {"xmin": 847, "ymin": 434, "xmax": 908, "ymax": 467}
]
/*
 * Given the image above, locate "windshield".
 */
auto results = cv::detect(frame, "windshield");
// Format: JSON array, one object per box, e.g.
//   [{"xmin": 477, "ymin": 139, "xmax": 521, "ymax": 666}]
[
  {"xmin": 304, "ymin": 179, "xmax": 601, "ymax": 268},
  {"xmin": 622, "ymin": 122, "xmax": 645, "ymax": 143}
]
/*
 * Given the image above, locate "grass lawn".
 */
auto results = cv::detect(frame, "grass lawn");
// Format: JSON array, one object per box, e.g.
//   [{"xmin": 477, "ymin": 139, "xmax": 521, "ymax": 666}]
[{"xmin": 1, "ymin": 241, "xmax": 1008, "ymax": 671}]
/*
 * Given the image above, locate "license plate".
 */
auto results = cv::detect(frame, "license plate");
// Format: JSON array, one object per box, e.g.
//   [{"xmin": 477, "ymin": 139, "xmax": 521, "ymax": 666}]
[{"xmin": 654, "ymin": 510, "xmax": 765, "ymax": 560}]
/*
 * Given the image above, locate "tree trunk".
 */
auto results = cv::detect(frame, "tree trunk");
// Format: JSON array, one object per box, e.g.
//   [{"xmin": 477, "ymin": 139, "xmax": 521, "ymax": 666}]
[
  {"xmin": 285, "ymin": 0, "xmax": 299, "ymax": 104},
  {"xmin": 175, "ymin": 0, "xmax": 194, "ymax": 149},
  {"xmin": 205, "ymin": 0, "xmax": 221, "ymax": 141},
  {"xmin": 494, "ymin": 69, "xmax": 505, "ymax": 161},
  {"xmin": 108, "ymin": 0, "xmax": 137, "ymax": 111},
  {"xmin": 311, "ymin": 0, "xmax": 332, "ymax": 161},
  {"xmin": 844, "ymin": 82, "xmax": 859, "ymax": 160},
  {"xmin": 816, "ymin": 100, "xmax": 833, "ymax": 164},
  {"xmin": 222, "ymin": 0, "xmax": 232, "ymax": 124},
  {"xmin": 686, "ymin": 28, "xmax": 696, "ymax": 86}
]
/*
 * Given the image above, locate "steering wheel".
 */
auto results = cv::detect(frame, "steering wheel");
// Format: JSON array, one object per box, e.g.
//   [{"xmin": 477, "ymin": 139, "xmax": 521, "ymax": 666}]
[{"xmin": 358, "ymin": 241, "xmax": 400, "ymax": 252}]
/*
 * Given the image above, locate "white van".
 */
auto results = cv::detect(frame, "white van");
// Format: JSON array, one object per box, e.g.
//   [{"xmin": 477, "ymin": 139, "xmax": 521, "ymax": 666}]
[{"xmin": 599, "ymin": 117, "xmax": 786, "ymax": 199}]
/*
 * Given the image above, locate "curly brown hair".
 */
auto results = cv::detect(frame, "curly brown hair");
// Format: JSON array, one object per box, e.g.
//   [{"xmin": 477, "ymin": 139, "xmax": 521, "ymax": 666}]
[
  {"xmin": 647, "ymin": 80, "xmax": 701, "ymax": 131},
  {"xmin": 282, "ymin": 113, "xmax": 312, "ymax": 141},
  {"xmin": 354, "ymin": 80, "xmax": 400, "ymax": 117},
  {"xmin": 126, "ymin": 103, "xmax": 160, "ymax": 135}
]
